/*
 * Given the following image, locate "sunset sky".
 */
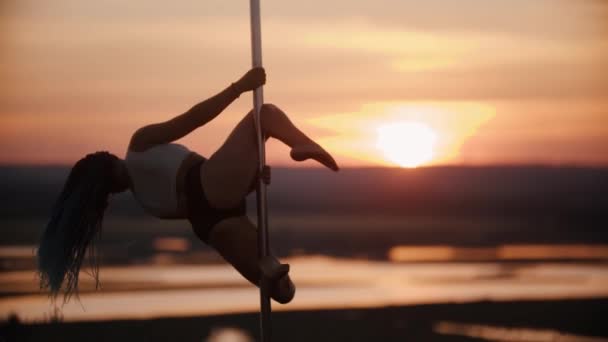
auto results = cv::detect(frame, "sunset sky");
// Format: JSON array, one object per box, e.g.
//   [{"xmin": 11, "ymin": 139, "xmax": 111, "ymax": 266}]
[{"xmin": 1, "ymin": 0, "xmax": 607, "ymax": 167}]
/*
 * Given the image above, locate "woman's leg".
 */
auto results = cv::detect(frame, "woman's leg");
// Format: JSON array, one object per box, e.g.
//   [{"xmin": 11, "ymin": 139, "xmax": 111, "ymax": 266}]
[
  {"xmin": 208, "ymin": 215, "xmax": 295, "ymax": 304},
  {"xmin": 196, "ymin": 104, "xmax": 337, "ymax": 304},
  {"xmin": 201, "ymin": 103, "xmax": 338, "ymax": 209}
]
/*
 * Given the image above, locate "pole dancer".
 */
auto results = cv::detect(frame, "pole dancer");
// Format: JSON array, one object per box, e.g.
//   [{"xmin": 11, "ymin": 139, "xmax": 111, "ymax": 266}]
[{"xmin": 36, "ymin": 69, "xmax": 339, "ymax": 306}]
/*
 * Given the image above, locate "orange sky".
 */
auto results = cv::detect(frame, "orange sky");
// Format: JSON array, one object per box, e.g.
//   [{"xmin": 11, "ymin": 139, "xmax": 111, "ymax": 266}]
[{"xmin": 1, "ymin": 0, "xmax": 607, "ymax": 167}]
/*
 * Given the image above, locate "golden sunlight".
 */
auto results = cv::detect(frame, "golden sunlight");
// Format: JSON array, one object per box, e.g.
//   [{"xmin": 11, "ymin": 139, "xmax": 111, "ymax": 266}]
[
  {"xmin": 306, "ymin": 102, "xmax": 495, "ymax": 167},
  {"xmin": 376, "ymin": 122, "xmax": 437, "ymax": 168}
]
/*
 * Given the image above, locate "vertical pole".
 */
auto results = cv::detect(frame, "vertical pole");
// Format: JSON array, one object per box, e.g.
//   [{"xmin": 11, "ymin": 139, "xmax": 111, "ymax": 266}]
[{"xmin": 249, "ymin": 1, "xmax": 272, "ymax": 342}]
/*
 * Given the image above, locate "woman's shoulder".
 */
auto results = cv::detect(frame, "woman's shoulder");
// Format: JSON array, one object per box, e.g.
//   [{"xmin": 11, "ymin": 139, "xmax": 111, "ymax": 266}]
[
  {"xmin": 125, "ymin": 144, "xmax": 193, "ymax": 168},
  {"xmin": 127, "ymin": 126, "xmax": 153, "ymax": 153},
  {"xmin": 127, "ymin": 142, "xmax": 190, "ymax": 155}
]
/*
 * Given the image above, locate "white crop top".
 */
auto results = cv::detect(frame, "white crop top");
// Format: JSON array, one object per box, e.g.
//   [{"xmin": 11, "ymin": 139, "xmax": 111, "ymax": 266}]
[{"xmin": 125, "ymin": 143, "xmax": 192, "ymax": 218}]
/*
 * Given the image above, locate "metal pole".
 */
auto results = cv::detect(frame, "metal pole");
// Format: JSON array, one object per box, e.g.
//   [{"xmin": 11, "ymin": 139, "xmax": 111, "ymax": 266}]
[{"xmin": 249, "ymin": 1, "xmax": 272, "ymax": 341}]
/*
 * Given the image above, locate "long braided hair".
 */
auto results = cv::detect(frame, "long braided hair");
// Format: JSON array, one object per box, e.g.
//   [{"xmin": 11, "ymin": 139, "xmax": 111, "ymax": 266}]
[{"xmin": 37, "ymin": 151, "xmax": 117, "ymax": 302}]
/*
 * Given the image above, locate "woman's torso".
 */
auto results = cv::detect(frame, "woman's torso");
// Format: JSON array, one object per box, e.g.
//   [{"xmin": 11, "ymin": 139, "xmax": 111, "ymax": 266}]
[{"xmin": 125, "ymin": 143, "xmax": 203, "ymax": 219}]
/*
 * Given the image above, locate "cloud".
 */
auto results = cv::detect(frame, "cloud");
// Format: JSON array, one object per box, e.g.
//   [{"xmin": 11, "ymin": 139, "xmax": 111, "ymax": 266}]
[
  {"xmin": 263, "ymin": 0, "xmax": 608, "ymax": 41},
  {"xmin": 305, "ymin": 101, "xmax": 495, "ymax": 166},
  {"xmin": 1, "ymin": 0, "xmax": 607, "ymax": 165}
]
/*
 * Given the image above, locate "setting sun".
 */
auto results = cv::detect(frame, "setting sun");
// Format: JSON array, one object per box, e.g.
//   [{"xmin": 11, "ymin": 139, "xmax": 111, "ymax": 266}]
[{"xmin": 376, "ymin": 122, "xmax": 437, "ymax": 168}]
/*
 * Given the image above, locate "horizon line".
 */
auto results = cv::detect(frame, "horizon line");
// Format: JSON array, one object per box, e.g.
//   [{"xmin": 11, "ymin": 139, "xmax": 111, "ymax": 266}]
[{"xmin": 1, "ymin": 162, "xmax": 607, "ymax": 170}]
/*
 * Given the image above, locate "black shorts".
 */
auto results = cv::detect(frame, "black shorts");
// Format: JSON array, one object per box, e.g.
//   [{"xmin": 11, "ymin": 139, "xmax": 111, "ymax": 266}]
[{"xmin": 185, "ymin": 158, "xmax": 246, "ymax": 243}]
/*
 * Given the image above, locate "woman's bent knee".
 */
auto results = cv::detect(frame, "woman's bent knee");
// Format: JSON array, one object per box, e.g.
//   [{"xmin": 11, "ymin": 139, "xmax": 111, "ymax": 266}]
[{"xmin": 261, "ymin": 103, "xmax": 278, "ymax": 113}]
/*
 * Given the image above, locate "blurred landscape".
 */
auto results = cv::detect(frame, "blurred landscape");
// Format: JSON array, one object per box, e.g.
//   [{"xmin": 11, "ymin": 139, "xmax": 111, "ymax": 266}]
[
  {"xmin": 2, "ymin": 165, "xmax": 607, "ymax": 257},
  {"xmin": 1, "ymin": 165, "xmax": 607, "ymax": 341},
  {"xmin": 2, "ymin": 0, "xmax": 607, "ymax": 339}
]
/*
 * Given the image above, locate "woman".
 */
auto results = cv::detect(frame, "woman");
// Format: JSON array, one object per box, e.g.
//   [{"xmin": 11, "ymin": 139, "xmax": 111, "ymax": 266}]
[{"xmin": 37, "ymin": 67, "xmax": 339, "ymax": 304}]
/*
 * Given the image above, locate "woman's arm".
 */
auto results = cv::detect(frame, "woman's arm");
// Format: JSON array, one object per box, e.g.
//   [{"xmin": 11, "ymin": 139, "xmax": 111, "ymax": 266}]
[{"xmin": 129, "ymin": 68, "xmax": 266, "ymax": 152}]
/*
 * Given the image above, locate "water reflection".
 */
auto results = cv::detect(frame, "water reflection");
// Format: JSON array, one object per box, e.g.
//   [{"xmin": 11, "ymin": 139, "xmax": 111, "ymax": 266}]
[
  {"xmin": 388, "ymin": 244, "xmax": 608, "ymax": 262},
  {"xmin": 1, "ymin": 255, "xmax": 608, "ymax": 323},
  {"xmin": 206, "ymin": 327, "xmax": 253, "ymax": 342},
  {"xmin": 434, "ymin": 321, "xmax": 608, "ymax": 342}
]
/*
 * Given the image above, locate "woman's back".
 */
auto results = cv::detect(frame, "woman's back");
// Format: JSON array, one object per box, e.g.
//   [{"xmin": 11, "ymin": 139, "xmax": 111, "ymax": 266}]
[{"xmin": 125, "ymin": 143, "xmax": 192, "ymax": 218}]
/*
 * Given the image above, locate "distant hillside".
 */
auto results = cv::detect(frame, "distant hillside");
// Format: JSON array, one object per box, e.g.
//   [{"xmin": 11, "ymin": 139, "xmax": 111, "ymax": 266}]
[
  {"xmin": 1, "ymin": 165, "xmax": 607, "ymax": 256},
  {"xmin": 1, "ymin": 165, "xmax": 606, "ymax": 220}
]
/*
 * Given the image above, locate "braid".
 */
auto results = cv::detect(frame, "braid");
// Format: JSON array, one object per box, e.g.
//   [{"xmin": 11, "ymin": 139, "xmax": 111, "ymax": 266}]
[{"xmin": 37, "ymin": 151, "xmax": 115, "ymax": 302}]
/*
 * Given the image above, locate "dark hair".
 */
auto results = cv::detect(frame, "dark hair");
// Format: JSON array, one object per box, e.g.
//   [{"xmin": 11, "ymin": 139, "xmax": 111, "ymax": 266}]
[{"xmin": 37, "ymin": 151, "xmax": 116, "ymax": 302}]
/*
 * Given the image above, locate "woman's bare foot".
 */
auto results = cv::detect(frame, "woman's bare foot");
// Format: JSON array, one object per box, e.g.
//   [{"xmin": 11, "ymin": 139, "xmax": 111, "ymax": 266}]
[
  {"xmin": 259, "ymin": 256, "xmax": 295, "ymax": 304},
  {"xmin": 290, "ymin": 143, "xmax": 339, "ymax": 171},
  {"xmin": 271, "ymin": 274, "xmax": 296, "ymax": 304}
]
